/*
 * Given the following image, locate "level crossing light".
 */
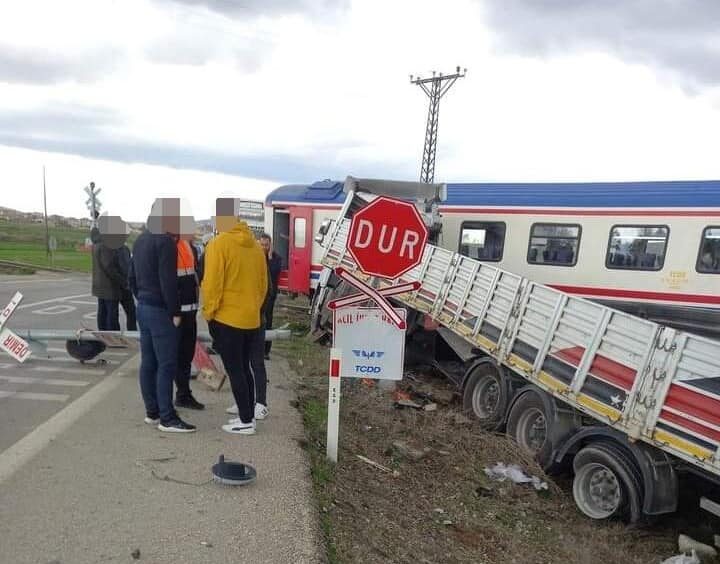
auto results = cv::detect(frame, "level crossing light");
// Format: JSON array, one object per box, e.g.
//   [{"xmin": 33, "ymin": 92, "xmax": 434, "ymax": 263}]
[{"xmin": 84, "ymin": 181, "xmax": 102, "ymax": 227}]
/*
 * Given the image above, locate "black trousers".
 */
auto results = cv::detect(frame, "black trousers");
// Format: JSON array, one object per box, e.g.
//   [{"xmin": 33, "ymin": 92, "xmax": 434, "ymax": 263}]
[
  {"xmin": 120, "ymin": 289, "xmax": 137, "ymax": 331},
  {"xmin": 175, "ymin": 313, "xmax": 197, "ymax": 400},
  {"xmin": 97, "ymin": 298, "xmax": 120, "ymax": 331},
  {"xmin": 209, "ymin": 320, "xmax": 258, "ymax": 424},
  {"xmin": 264, "ymin": 294, "xmax": 276, "ymax": 355},
  {"xmin": 250, "ymin": 327, "xmax": 267, "ymax": 406}
]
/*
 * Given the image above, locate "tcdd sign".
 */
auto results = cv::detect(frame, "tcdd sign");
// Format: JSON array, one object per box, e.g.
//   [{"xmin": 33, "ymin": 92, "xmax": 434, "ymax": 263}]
[{"xmin": 346, "ymin": 196, "xmax": 428, "ymax": 279}]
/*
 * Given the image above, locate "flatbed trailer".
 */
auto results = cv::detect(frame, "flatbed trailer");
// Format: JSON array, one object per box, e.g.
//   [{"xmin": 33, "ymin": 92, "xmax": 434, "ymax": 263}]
[{"xmin": 312, "ymin": 180, "xmax": 720, "ymax": 522}]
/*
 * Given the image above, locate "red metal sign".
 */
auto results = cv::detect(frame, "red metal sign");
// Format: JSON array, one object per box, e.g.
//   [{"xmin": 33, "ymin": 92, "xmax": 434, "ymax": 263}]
[
  {"xmin": 327, "ymin": 280, "xmax": 420, "ymax": 310},
  {"xmin": 333, "ymin": 267, "xmax": 406, "ymax": 329},
  {"xmin": 346, "ymin": 196, "xmax": 428, "ymax": 279}
]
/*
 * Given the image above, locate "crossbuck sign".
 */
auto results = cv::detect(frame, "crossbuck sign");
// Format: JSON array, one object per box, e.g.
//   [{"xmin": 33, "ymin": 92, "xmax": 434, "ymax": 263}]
[{"xmin": 0, "ymin": 292, "xmax": 32, "ymax": 363}]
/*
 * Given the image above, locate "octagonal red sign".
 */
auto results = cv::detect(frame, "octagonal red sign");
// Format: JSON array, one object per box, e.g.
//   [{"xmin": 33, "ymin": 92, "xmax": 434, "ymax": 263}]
[{"xmin": 346, "ymin": 195, "xmax": 428, "ymax": 279}]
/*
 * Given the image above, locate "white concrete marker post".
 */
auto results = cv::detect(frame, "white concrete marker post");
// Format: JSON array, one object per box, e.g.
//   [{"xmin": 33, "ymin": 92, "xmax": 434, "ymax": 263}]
[{"xmin": 326, "ymin": 347, "xmax": 342, "ymax": 463}]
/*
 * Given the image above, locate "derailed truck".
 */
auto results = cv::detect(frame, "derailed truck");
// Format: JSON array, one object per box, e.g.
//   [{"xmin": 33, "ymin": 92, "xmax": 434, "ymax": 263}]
[{"xmin": 311, "ymin": 177, "xmax": 720, "ymax": 523}]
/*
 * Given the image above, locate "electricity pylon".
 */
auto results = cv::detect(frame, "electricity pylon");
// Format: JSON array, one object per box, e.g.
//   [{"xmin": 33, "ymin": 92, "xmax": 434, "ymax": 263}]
[{"xmin": 411, "ymin": 66, "xmax": 466, "ymax": 183}]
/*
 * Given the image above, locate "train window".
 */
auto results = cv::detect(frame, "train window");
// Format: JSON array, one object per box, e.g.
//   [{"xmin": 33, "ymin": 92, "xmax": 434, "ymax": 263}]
[
  {"xmin": 527, "ymin": 223, "xmax": 581, "ymax": 266},
  {"xmin": 697, "ymin": 226, "xmax": 720, "ymax": 273},
  {"xmin": 606, "ymin": 225, "xmax": 669, "ymax": 271},
  {"xmin": 294, "ymin": 217, "xmax": 307, "ymax": 248},
  {"xmin": 459, "ymin": 222, "xmax": 505, "ymax": 262}
]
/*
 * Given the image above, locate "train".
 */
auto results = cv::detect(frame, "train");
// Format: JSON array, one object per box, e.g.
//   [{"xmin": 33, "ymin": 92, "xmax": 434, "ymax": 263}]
[{"xmin": 265, "ymin": 179, "xmax": 720, "ymax": 339}]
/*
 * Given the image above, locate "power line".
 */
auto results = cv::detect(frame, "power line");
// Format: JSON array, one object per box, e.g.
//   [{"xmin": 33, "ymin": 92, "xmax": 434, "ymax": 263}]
[{"xmin": 410, "ymin": 66, "xmax": 466, "ymax": 183}]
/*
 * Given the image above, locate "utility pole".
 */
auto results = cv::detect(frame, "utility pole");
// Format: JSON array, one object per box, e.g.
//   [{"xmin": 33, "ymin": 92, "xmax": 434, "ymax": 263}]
[
  {"xmin": 410, "ymin": 66, "xmax": 466, "ymax": 183},
  {"xmin": 42, "ymin": 166, "xmax": 49, "ymax": 258},
  {"xmin": 84, "ymin": 181, "xmax": 102, "ymax": 228}
]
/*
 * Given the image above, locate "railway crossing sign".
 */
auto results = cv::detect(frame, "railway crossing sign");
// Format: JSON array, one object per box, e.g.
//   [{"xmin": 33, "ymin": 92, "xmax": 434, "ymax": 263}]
[
  {"xmin": 346, "ymin": 195, "xmax": 428, "ymax": 280},
  {"xmin": 326, "ymin": 195, "xmax": 427, "ymax": 461},
  {"xmin": 0, "ymin": 292, "xmax": 32, "ymax": 363},
  {"xmin": 332, "ymin": 267, "xmax": 408, "ymax": 329}
]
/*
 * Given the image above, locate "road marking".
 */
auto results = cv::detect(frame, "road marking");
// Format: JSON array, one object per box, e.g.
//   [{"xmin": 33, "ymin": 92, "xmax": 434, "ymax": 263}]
[
  {"xmin": 46, "ymin": 347, "xmax": 130, "ymax": 357},
  {"xmin": 0, "ymin": 391, "xmax": 70, "ymax": 402},
  {"xmin": 0, "ymin": 375, "xmax": 89, "ymax": 386},
  {"xmin": 66, "ymin": 299, "xmax": 97, "ymax": 306},
  {"xmin": 0, "ymin": 278, "xmax": 74, "ymax": 285},
  {"xmin": 32, "ymin": 304, "xmax": 77, "ymax": 315},
  {"xmin": 17, "ymin": 356, "xmax": 115, "ymax": 364},
  {"xmin": 16, "ymin": 293, "xmax": 90, "ymax": 310},
  {"xmin": 0, "ymin": 363, "xmax": 106, "ymax": 376},
  {"xmin": 0, "ymin": 353, "xmax": 137, "ymax": 484}
]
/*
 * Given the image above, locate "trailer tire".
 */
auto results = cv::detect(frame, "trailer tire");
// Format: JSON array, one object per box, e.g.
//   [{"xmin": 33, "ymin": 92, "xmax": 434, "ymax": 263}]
[
  {"xmin": 506, "ymin": 391, "xmax": 553, "ymax": 470},
  {"xmin": 572, "ymin": 441, "xmax": 644, "ymax": 523},
  {"xmin": 462, "ymin": 362, "xmax": 509, "ymax": 431}
]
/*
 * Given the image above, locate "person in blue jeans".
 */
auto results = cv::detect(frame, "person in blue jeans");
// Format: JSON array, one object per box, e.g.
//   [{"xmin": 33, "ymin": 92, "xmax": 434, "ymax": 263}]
[{"xmin": 128, "ymin": 199, "xmax": 196, "ymax": 433}]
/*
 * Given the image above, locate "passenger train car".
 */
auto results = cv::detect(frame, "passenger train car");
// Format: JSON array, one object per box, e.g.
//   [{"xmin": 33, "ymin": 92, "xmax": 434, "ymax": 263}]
[{"xmin": 264, "ymin": 179, "xmax": 720, "ymax": 338}]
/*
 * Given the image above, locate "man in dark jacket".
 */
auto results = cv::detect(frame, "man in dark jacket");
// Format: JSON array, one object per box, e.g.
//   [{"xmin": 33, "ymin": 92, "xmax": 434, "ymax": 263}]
[
  {"xmin": 91, "ymin": 216, "xmax": 128, "ymax": 331},
  {"xmin": 117, "ymin": 239, "xmax": 137, "ymax": 331},
  {"xmin": 259, "ymin": 233, "xmax": 282, "ymax": 359},
  {"xmin": 129, "ymin": 199, "xmax": 195, "ymax": 433}
]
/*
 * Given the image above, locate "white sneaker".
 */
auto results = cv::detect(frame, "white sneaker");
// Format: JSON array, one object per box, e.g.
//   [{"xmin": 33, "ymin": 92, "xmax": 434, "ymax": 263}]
[
  {"xmin": 225, "ymin": 404, "xmax": 239, "ymax": 415},
  {"xmin": 254, "ymin": 403, "xmax": 269, "ymax": 420},
  {"xmin": 227, "ymin": 417, "xmax": 255, "ymax": 424},
  {"xmin": 222, "ymin": 420, "xmax": 256, "ymax": 435},
  {"xmin": 144, "ymin": 416, "xmax": 160, "ymax": 425}
]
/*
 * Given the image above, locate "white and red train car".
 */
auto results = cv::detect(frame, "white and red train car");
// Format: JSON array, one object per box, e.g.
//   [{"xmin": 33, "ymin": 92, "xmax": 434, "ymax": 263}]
[{"xmin": 265, "ymin": 179, "xmax": 720, "ymax": 338}]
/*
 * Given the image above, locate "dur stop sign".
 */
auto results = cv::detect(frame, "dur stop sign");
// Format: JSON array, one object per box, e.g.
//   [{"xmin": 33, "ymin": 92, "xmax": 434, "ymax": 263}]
[{"xmin": 347, "ymin": 195, "xmax": 428, "ymax": 279}]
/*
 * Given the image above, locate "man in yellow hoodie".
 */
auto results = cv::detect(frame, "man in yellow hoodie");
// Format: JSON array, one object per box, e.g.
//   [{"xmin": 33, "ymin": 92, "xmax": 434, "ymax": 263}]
[{"xmin": 201, "ymin": 198, "xmax": 268, "ymax": 435}]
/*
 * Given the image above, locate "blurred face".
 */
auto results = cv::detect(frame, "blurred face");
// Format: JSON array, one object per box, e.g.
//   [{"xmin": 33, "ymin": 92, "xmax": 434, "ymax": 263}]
[
  {"xmin": 260, "ymin": 237, "xmax": 271, "ymax": 254},
  {"xmin": 98, "ymin": 215, "xmax": 129, "ymax": 249}
]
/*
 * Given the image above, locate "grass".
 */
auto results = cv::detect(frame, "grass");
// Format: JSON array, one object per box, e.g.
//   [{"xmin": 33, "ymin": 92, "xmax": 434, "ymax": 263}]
[
  {"xmin": 272, "ymin": 298, "xmax": 339, "ymax": 562},
  {"xmin": 0, "ymin": 221, "xmax": 93, "ymax": 272},
  {"xmin": 302, "ymin": 396, "xmax": 340, "ymax": 564},
  {"xmin": 0, "ymin": 221, "xmax": 139, "ymax": 273},
  {"xmin": 0, "ymin": 242, "xmax": 92, "ymax": 272}
]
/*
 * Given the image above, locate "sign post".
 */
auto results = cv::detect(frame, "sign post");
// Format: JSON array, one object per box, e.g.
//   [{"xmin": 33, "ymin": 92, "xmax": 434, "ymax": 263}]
[
  {"xmin": 0, "ymin": 292, "xmax": 32, "ymax": 363},
  {"xmin": 325, "ymin": 194, "xmax": 429, "ymax": 463},
  {"xmin": 49, "ymin": 235, "xmax": 57, "ymax": 266}
]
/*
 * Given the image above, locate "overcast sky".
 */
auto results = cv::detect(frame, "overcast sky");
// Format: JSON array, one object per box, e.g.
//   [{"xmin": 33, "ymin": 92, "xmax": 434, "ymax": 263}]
[{"xmin": 1, "ymin": 0, "xmax": 720, "ymax": 221}]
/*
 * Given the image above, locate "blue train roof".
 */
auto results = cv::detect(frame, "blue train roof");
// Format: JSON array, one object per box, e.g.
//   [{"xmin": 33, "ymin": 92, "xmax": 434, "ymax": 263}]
[
  {"xmin": 444, "ymin": 180, "xmax": 720, "ymax": 208},
  {"xmin": 265, "ymin": 180, "xmax": 345, "ymax": 205},
  {"xmin": 265, "ymin": 179, "xmax": 720, "ymax": 208}
]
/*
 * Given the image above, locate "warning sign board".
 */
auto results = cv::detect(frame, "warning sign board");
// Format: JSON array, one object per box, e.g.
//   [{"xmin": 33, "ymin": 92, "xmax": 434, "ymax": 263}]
[{"xmin": 332, "ymin": 306, "xmax": 405, "ymax": 381}]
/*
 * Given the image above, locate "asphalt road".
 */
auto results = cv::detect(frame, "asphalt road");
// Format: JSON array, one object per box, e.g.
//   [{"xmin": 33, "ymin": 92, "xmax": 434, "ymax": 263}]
[{"xmin": 0, "ymin": 272, "xmax": 134, "ymax": 453}]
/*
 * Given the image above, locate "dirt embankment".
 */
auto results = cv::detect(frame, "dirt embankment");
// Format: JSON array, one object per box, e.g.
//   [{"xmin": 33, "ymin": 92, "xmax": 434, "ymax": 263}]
[{"xmin": 273, "ymin": 297, "xmax": 713, "ymax": 564}]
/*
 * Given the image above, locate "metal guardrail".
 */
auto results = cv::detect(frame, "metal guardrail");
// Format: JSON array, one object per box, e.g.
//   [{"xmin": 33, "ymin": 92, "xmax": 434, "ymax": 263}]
[
  {"xmin": 14, "ymin": 329, "xmax": 292, "ymax": 343},
  {"xmin": 0, "ymin": 259, "xmax": 73, "ymax": 273}
]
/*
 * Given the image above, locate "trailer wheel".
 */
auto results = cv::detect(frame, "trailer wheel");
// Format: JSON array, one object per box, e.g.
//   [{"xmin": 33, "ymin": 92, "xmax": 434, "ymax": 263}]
[
  {"xmin": 572, "ymin": 441, "xmax": 643, "ymax": 522},
  {"xmin": 462, "ymin": 362, "xmax": 508, "ymax": 431},
  {"xmin": 506, "ymin": 392, "xmax": 551, "ymax": 468}
]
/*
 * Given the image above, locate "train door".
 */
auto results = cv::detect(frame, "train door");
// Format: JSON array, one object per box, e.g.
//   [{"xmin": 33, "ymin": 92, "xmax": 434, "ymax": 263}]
[
  {"xmin": 288, "ymin": 206, "xmax": 312, "ymax": 294},
  {"xmin": 272, "ymin": 206, "xmax": 312, "ymax": 294}
]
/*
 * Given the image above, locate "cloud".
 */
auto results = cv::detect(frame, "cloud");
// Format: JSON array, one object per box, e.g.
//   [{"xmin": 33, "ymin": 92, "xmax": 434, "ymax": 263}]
[
  {"xmin": 144, "ymin": 28, "xmax": 274, "ymax": 71},
  {"xmin": 159, "ymin": 0, "xmax": 350, "ymax": 19},
  {"xmin": 482, "ymin": 0, "xmax": 720, "ymax": 88},
  {"xmin": 0, "ymin": 44, "xmax": 122, "ymax": 85},
  {"xmin": 0, "ymin": 104, "xmax": 412, "ymax": 184}
]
